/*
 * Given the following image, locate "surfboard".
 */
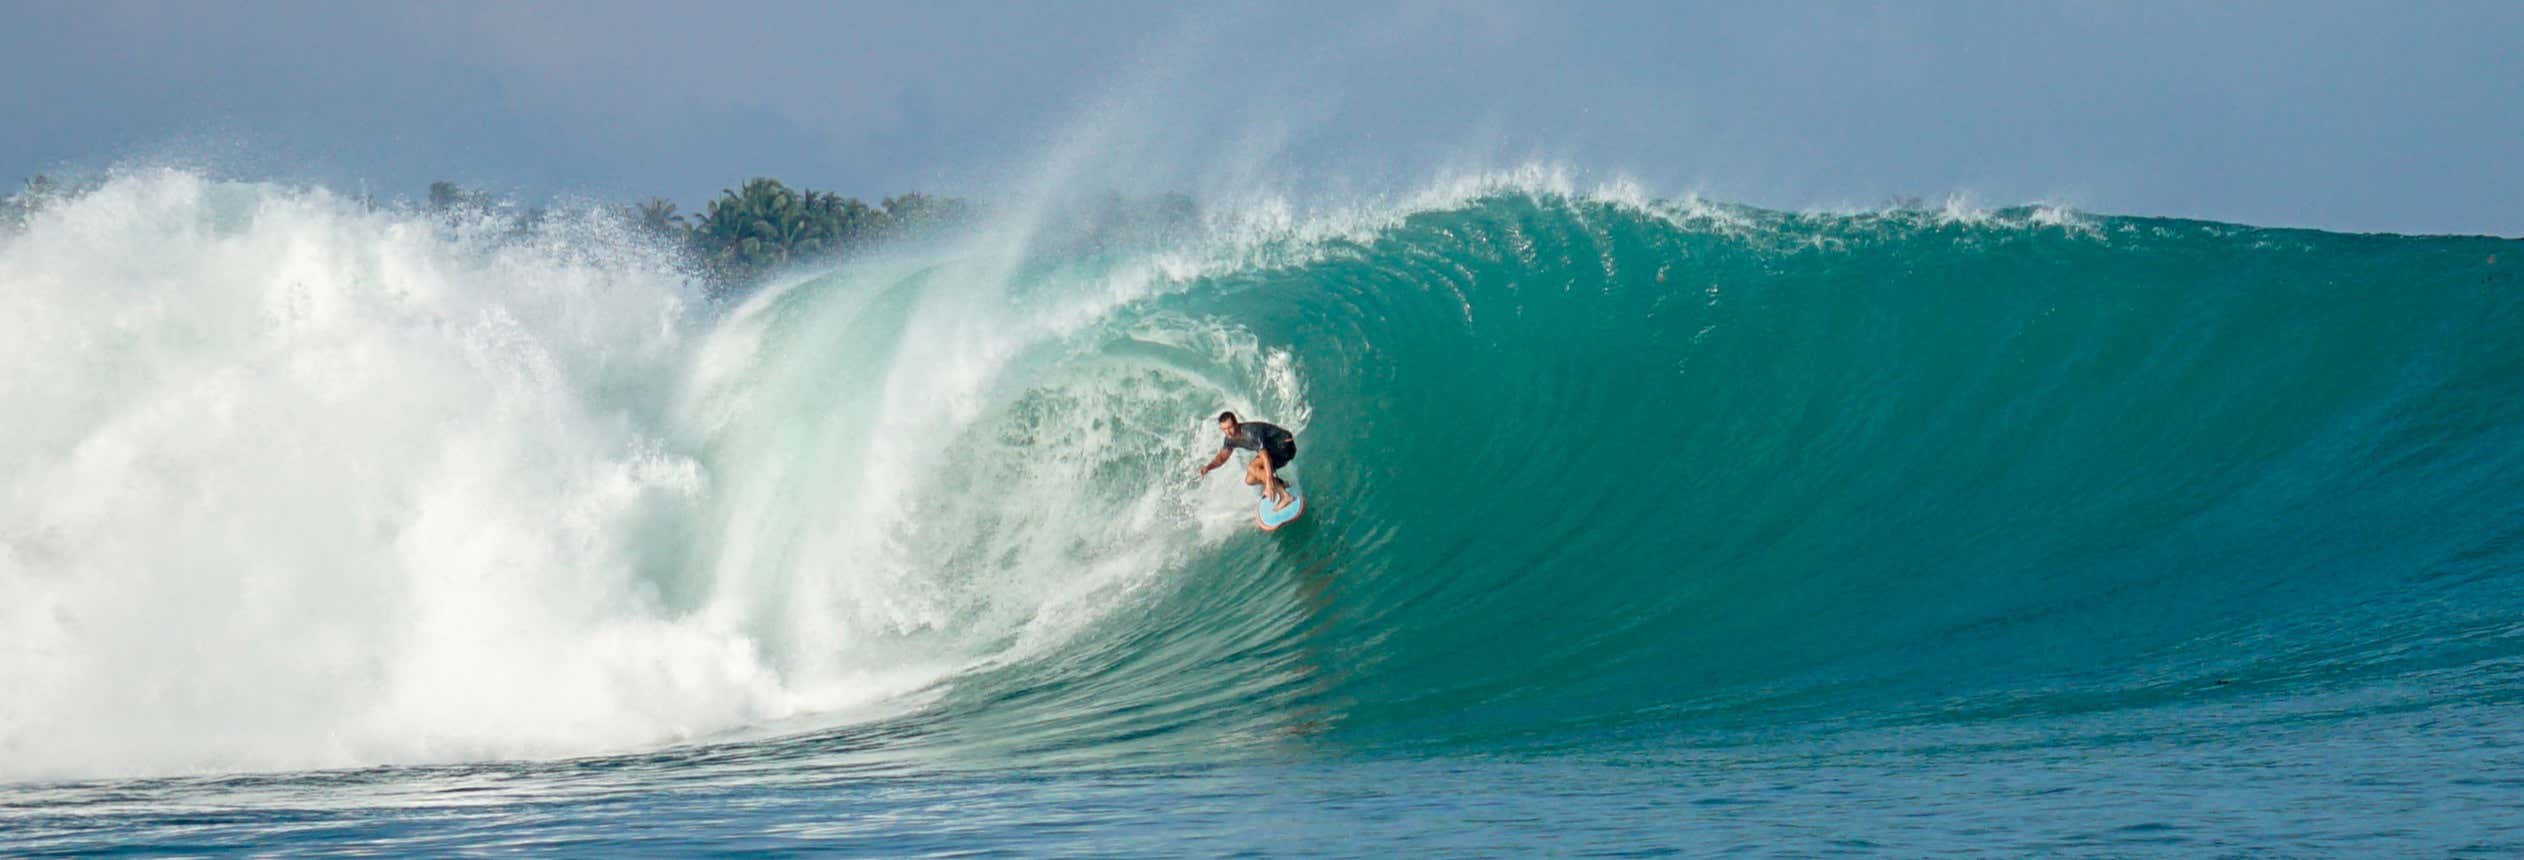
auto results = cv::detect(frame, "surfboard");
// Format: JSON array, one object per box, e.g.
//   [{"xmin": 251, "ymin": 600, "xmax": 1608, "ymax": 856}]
[{"xmin": 1256, "ymin": 485, "xmax": 1306, "ymax": 531}]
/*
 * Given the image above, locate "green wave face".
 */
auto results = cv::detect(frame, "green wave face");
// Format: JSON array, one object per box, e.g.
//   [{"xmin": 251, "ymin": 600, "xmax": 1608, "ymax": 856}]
[
  {"xmin": 6, "ymin": 173, "xmax": 2518, "ymax": 782},
  {"xmin": 713, "ymin": 194, "xmax": 2524, "ymax": 764}
]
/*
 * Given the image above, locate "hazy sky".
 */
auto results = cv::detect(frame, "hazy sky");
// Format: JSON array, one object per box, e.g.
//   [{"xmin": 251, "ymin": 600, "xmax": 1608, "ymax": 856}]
[{"xmin": 4, "ymin": 1, "xmax": 2517, "ymax": 234}]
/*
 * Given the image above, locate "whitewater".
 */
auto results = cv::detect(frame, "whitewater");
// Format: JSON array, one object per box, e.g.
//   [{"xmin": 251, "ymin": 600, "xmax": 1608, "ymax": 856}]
[{"xmin": 4, "ymin": 168, "xmax": 2523, "ymax": 854}]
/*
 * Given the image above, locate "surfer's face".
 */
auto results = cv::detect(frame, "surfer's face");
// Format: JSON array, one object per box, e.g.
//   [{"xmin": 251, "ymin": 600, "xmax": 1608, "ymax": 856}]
[{"xmin": 1219, "ymin": 419, "xmax": 1238, "ymax": 436}]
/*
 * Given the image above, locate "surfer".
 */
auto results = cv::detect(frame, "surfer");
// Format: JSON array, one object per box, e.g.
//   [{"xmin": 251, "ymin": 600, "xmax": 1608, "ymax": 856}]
[{"xmin": 1198, "ymin": 411, "xmax": 1297, "ymax": 509}]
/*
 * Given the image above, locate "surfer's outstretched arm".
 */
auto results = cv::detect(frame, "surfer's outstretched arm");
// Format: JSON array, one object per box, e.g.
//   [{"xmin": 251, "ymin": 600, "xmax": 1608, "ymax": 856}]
[{"xmin": 1198, "ymin": 447, "xmax": 1233, "ymax": 476}]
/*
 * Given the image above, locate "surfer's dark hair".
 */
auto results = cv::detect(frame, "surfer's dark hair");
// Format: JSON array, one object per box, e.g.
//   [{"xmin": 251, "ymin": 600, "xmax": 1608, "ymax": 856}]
[{"xmin": 1217, "ymin": 410, "xmax": 1239, "ymax": 424}]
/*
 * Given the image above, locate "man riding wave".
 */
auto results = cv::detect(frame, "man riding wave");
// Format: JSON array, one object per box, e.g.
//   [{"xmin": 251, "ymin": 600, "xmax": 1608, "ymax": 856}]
[{"xmin": 1198, "ymin": 410, "xmax": 1297, "ymax": 510}]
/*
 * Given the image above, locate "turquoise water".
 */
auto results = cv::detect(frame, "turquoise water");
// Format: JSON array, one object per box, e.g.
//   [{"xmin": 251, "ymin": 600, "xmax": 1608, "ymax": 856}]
[{"xmin": 3, "ymin": 173, "xmax": 2521, "ymax": 854}]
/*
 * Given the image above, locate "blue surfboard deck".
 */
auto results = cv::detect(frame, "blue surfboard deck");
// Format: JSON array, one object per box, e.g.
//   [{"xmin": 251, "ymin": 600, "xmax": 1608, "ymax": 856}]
[{"xmin": 1256, "ymin": 486, "xmax": 1306, "ymax": 531}]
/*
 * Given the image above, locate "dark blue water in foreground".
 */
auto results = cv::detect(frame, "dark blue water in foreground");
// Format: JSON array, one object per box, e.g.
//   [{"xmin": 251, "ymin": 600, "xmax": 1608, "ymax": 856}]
[
  {"xmin": 4, "ymin": 176, "xmax": 2522, "ymax": 854},
  {"xmin": 11, "ymin": 700, "xmax": 2522, "ymax": 855}
]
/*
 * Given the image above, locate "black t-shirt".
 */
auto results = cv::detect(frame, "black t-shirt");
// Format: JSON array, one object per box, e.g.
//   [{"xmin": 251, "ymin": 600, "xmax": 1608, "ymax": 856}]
[{"xmin": 1221, "ymin": 421, "xmax": 1294, "ymax": 455}]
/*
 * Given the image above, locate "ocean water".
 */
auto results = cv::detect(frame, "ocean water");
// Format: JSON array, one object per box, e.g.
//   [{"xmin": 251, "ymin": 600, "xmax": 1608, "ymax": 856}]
[{"xmin": 3, "ymin": 170, "xmax": 2521, "ymax": 855}]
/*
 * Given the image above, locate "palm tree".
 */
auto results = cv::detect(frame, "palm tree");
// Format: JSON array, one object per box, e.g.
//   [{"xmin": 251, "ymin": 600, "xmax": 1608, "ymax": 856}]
[
  {"xmin": 635, "ymin": 198, "xmax": 685, "ymax": 235},
  {"xmin": 691, "ymin": 178, "xmax": 818, "ymax": 283},
  {"xmin": 683, "ymin": 178, "xmax": 972, "ymax": 294},
  {"xmin": 810, "ymin": 190, "xmax": 882, "ymax": 252}
]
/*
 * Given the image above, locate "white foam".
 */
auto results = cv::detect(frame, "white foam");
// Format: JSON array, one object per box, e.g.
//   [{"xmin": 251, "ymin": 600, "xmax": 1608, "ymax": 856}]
[
  {"xmin": 0, "ymin": 171, "xmax": 810, "ymax": 780},
  {"xmin": 673, "ymin": 218, "xmax": 1312, "ymax": 708}
]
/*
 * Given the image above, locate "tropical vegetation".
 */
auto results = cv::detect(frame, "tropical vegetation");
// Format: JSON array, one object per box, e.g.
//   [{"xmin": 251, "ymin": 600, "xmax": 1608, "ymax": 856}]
[
  {"xmin": 2, "ymin": 174, "xmax": 64, "ymax": 230},
  {"xmin": 659, "ymin": 178, "xmax": 971, "ymax": 288},
  {"xmin": 407, "ymin": 176, "xmax": 976, "ymax": 297},
  {"xmin": 9, "ymin": 173, "xmax": 1210, "ymax": 301}
]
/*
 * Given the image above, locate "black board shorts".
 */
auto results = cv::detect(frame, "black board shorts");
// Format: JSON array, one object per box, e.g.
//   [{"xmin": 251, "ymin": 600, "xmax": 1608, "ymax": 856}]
[{"xmin": 1264, "ymin": 439, "xmax": 1297, "ymax": 469}]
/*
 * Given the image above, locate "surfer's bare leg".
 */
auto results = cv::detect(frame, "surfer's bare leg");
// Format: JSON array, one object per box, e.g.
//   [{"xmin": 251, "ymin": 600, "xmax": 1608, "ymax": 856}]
[
  {"xmin": 1242, "ymin": 456, "xmax": 1290, "ymax": 507},
  {"xmin": 1257, "ymin": 456, "xmax": 1290, "ymax": 507}
]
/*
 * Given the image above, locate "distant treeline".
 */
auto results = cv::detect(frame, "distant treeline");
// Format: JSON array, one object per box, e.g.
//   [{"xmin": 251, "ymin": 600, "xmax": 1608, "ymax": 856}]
[
  {"xmin": 8, "ymin": 173, "xmax": 1203, "ymax": 299},
  {"xmin": 431, "ymin": 178, "xmax": 974, "ymax": 295},
  {"xmin": 425, "ymin": 180, "xmax": 1201, "ymax": 296}
]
